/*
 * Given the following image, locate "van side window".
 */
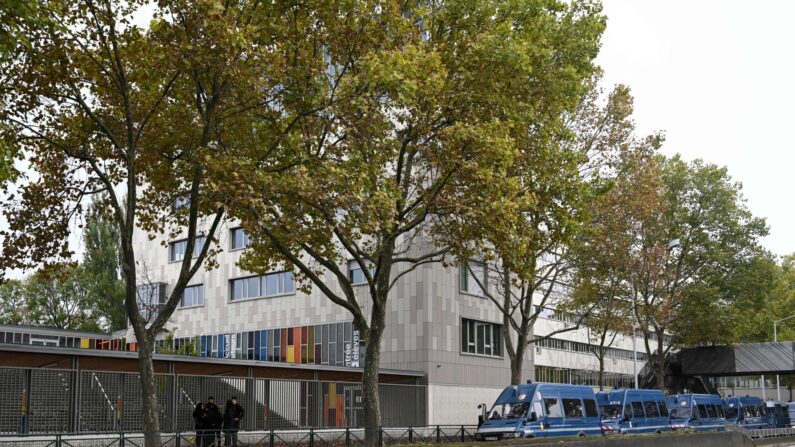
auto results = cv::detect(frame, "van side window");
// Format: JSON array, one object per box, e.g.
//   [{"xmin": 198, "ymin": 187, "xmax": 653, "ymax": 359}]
[
  {"xmin": 657, "ymin": 401, "xmax": 669, "ymax": 417},
  {"xmin": 644, "ymin": 401, "xmax": 660, "ymax": 417},
  {"xmin": 562, "ymin": 399, "xmax": 583, "ymax": 418},
  {"xmin": 717, "ymin": 405, "xmax": 725, "ymax": 418},
  {"xmin": 584, "ymin": 399, "xmax": 598, "ymax": 418},
  {"xmin": 545, "ymin": 398, "xmax": 563, "ymax": 418},
  {"xmin": 697, "ymin": 404, "xmax": 707, "ymax": 418},
  {"xmin": 625, "ymin": 404, "xmax": 632, "ymax": 418},
  {"xmin": 706, "ymin": 405, "xmax": 718, "ymax": 418},
  {"xmin": 632, "ymin": 402, "xmax": 645, "ymax": 418}
]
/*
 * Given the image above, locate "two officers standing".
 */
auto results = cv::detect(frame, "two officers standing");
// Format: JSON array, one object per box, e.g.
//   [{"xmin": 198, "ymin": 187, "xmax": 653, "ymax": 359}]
[{"xmin": 193, "ymin": 396, "xmax": 244, "ymax": 447}]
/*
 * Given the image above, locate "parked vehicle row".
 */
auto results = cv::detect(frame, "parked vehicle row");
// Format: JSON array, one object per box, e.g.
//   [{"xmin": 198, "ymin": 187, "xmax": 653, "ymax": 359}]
[{"xmin": 475, "ymin": 381, "xmax": 793, "ymax": 441}]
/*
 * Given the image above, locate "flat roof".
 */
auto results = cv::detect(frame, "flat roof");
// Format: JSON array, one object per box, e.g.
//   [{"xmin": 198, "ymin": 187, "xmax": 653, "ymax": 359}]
[
  {"xmin": 0, "ymin": 343, "xmax": 425, "ymax": 377},
  {"xmin": 0, "ymin": 324, "xmax": 113, "ymax": 338}
]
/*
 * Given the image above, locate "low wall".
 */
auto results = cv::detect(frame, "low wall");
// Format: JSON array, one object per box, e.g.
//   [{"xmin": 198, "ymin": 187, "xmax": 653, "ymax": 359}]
[
  {"xmin": 502, "ymin": 431, "xmax": 753, "ymax": 447},
  {"xmin": 427, "ymin": 384, "xmax": 505, "ymax": 425}
]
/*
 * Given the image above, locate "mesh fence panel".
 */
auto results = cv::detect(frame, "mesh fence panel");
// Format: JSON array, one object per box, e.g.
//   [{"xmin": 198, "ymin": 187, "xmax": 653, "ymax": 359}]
[
  {"xmin": 78, "ymin": 371, "xmax": 122, "ymax": 433},
  {"xmin": 29, "ymin": 369, "xmax": 72, "ymax": 433},
  {"xmin": 267, "ymin": 380, "xmax": 302, "ymax": 429},
  {"xmin": 121, "ymin": 373, "xmax": 173, "ymax": 432},
  {"xmin": 379, "ymin": 384, "xmax": 425, "ymax": 427},
  {"xmin": 0, "ymin": 368, "xmax": 24, "ymax": 434},
  {"xmin": 175, "ymin": 375, "xmax": 203, "ymax": 432},
  {"xmin": 0, "ymin": 368, "xmax": 428, "ymax": 434}
]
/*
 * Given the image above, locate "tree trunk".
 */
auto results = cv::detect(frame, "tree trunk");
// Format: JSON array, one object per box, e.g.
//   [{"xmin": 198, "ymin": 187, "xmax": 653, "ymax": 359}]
[
  {"xmin": 362, "ymin": 306, "xmax": 385, "ymax": 447},
  {"xmin": 137, "ymin": 335, "xmax": 162, "ymax": 447},
  {"xmin": 598, "ymin": 355, "xmax": 605, "ymax": 391},
  {"xmin": 510, "ymin": 351, "xmax": 524, "ymax": 385},
  {"xmin": 655, "ymin": 332, "xmax": 666, "ymax": 391}
]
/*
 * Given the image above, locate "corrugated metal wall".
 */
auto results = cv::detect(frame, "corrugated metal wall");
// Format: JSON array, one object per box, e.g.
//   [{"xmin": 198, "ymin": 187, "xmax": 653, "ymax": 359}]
[{"xmin": 0, "ymin": 367, "xmax": 426, "ymax": 434}]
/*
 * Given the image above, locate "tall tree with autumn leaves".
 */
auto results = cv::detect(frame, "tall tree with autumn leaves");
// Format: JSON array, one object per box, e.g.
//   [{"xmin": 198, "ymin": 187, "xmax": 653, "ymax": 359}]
[
  {"xmin": 211, "ymin": 1, "xmax": 605, "ymax": 443},
  {"xmin": 453, "ymin": 80, "xmax": 651, "ymax": 385},
  {"xmin": 573, "ymin": 151, "xmax": 769, "ymax": 390},
  {"xmin": 565, "ymin": 147, "xmax": 661, "ymax": 389},
  {"xmin": 0, "ymin": 0, "xmax": 353, "ymax": 444}
]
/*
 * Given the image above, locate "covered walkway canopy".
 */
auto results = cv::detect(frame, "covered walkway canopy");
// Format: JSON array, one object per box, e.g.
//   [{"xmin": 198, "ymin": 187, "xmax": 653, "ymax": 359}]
[{"xmin": 680, "ymin": 341, "xmax": 795, "ymax": 376}]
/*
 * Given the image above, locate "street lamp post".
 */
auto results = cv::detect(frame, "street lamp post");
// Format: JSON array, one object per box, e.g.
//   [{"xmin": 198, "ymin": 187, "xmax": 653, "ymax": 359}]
[
  {"xmin": 633, "ymin": 323, "xmax": 638, "ymax": 389},
  {"xmin": 774, "ymin": 314, "xmax": 795, "ymax": 401}
]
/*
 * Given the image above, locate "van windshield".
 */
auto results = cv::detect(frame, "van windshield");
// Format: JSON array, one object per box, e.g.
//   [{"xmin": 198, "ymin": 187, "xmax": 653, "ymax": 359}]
[
  {"xmin": 725, "ymin": 406, "xmax": 739, "ymax": 419},
  {"xmin": 488, "ymin": 402, "xmax": 529, "ymax": 420},
  {"xmin": 600, "ymin": 405, "xmax": 622, "ymax": 419},
  {"xmin": 670, "ymin": 407, "xmax": 691, "ymax": 419}
]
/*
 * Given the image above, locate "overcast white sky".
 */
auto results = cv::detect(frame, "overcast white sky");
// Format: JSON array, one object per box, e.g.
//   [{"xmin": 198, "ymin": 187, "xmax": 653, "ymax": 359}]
[{"xmin": 597, "ymin": 0, "xmax": 795, "ymax": 257}]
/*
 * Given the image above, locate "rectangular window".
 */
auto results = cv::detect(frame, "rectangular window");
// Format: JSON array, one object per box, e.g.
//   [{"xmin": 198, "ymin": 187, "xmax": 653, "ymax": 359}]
[
  {"xmin": 230, "ymin": 228, "xmax": 252, "ymax": 250},
  {"xmin": 584, "ymin": 399, "xmax": 598, "ymax": 418},
  {"xmin": 460, "ymin": 260, "xmax": 487, "ymax": 296},
  {"xmin": 181, "ymin": 284, "xmax": 204, "ymax": 307},
  {"xmin": 632, "ymin": 402, "xmax": 645, "ymax": 418},
  {"xmin": 461, "ymin": 318, "xmax": 502, "ymax": 357},
  {"xmin": 170, "ymin": 236, "xmax": 206, "ymax": 262},
  {"xmin": 697, "ymin": 404, "xmax": 707, "ymax": 419},
  {"xmin": 230, "ymin": 271, "xmax": 295, "ymax": 301},
  {"xmin": 211, "ymin": 335, "xmax": 218, "ymax": 357},
  {"xmin": 706, "ymin": 405, "xmax": 718, "ymax": 418},
  {"xmin": 235, "ymin": 333, "xmax": 243, "ymax": 359},
  {"xmin": 658, "ymin": 401, "xmax": 669, "ymax": 417},
  {"xmin": 563, "ymin": 399, "xmax": 584, "ymax": 418},
  {"xmin": 336, "ymin": 323, "xmax": 344, "ymax": 366},
  {"xmin": 644, "ymin": 401, "xmax": 660, "ymax": 418},
  {"xmin": 348, "ymin": 260, "xmax": 373, "ymax": 285},
  {"xmin": 544, "ymin": 398, "xmax": 562, "ymax": 418}
]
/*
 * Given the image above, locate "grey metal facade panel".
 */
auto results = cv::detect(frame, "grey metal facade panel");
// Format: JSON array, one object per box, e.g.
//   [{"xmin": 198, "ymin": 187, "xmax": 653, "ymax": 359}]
[{"xmin": 130, "ymin": 224, "xmax": 534, "ymax": 388}]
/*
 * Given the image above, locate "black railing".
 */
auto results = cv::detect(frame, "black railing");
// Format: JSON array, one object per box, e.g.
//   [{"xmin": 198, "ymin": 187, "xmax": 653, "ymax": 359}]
[{"xmin": 0, "ymin": 426, "xmax": 480, "ymax": 447}]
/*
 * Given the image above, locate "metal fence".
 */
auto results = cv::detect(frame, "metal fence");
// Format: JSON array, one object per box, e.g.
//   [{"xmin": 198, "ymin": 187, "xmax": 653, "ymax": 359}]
[
  {"xmin": 0, "ymin": 426, "xmax": 480, "ymax": 447},
  {"xmin": 0, "ymin": 367, "xmax": 426, "ymax": 435}
]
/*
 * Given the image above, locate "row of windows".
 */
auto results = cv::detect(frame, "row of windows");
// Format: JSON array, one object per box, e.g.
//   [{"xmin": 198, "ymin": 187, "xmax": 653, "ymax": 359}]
[
  {"xmin": 461, "ymin": 318, "xmax": 502, "ymax": 357},
  {"xmin": 170, "ymin": 237, "xmax": 206, "ymax": 262},
  {"xmin": 693, "ymin": 404, "xmax": 726, "ymax": 419},
  {"xmin": 230, "ymin": 271, "xmax": 295, "ymax": 301},
  {"xmin": 534, "ymin": 365, "xmax": 635, "ymax": 389},
  {"xmin": 535, "ymin": 337, "xmax": 649, "ymax": 362},
  {"xmin": 634, "ymin": 330, "xmax": 672, "ymax": 345},
  {"xmin": 145, "ymin": 274, "xmax": 297, "ymax": 311},
  {"xmin": 621, "ymin": 400, "xmax": 669, "ymax": 418},
  {"xmin": 2, "ymin": 321, "xmax": 360, "ymax": 368},
  {"xmin": 712, "ymin": 376, "xmax": 772, "ymax": 389},
  {"xmin": 189, "ymin": 322, "xmax": 361, "ymax": 367},
  {"xmin": 539, "ymin": 306, "xmax": 672, "ymax": 347},
  {"xmin": 726, "ymin": 404, "xmax": 764, "ymax": 420},
  {"xmin": 536, "ymin": 306, "xmax": 579, "ymax": 325},
  {"xmin": 542, "ymin": 397, "xmax": 599, "ymax": 418},
  {"xmin": 0, "ymin": 331, "xmax": 134, "ymax": 351},
  {"xmin": 170, "ymin": 228, "xmax": 251, "ymax": 262}
]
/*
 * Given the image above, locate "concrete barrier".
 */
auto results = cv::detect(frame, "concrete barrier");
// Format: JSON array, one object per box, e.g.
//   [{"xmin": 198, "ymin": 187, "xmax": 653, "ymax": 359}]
[{"xmin": 493, "ymin": 431, "xmax": 754, "ymax": 447}]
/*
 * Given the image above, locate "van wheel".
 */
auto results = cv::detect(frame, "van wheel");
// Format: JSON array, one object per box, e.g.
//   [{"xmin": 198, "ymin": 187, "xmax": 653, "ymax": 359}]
[
  {"xmin": 577, "ymin": 432, "xmax": 586, "ymax": 437},
  {"xmin": 656, "ymin": 430, "xmax": 662, "ymax": 434}
]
